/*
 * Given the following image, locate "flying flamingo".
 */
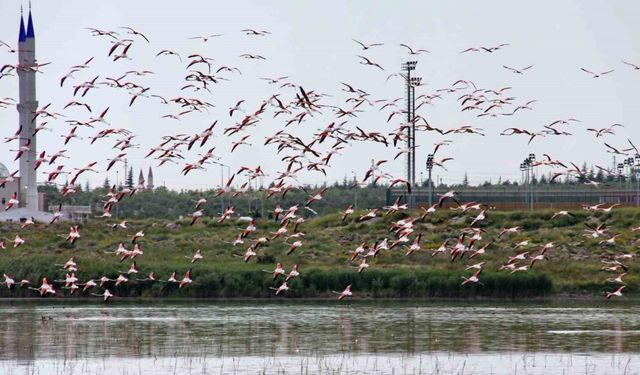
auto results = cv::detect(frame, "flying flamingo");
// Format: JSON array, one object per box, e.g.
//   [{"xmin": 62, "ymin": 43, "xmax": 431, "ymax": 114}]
[
  {"xmin": 334, "ymin": 284, "xmax": 353, "ymax": 300},
  {"xmin": 270, "ymin": 282, "xmax": 289, "ymax": 295},
  {"xmin": 91, "ymin": 289, "xmax": 114, "ymax": 302},
  {"xmin": 4, "ymin": 193, "xmax": 19, "ymax": 210},
  {"xmin": 605, "ymin": 285, "xmax": 625, "ymax": 299},
  {"xmin": 461, "ymin": 269, "xmax": 483, "ymax": 286},
  {"xmin": 179, "ymin": 269, "xmax": 192, "ymax": 288}
]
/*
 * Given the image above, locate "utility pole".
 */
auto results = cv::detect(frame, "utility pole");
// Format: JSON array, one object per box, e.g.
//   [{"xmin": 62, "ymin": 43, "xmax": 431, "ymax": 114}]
[
  {"xmin": 260, "ymin": 175, "xmax": 264, "ymax": 219},
  {"xmin": 224, "ymin": 164, "xmax": 231, "ymax": 207},
  {"xmin": 370, "ymin": 159, "xmax": 375, "ymax": 187},
  {"xmin": 213, "ymin": 161, "xmax": 231, "ymax": 213},
  {"xmin": 219, "ymin": 163, "xmax": 224, "ymax": 214},
  {"xmin": 351, "ymin": 171, "xmax": 358, "ymax": 210},
  {"xmin": 115, "ymin": 170, "xmax": 119, "ymax": 219},
  {"xmin": 122, "ymin": 158, "xmax": 129, "ymax": 189}
]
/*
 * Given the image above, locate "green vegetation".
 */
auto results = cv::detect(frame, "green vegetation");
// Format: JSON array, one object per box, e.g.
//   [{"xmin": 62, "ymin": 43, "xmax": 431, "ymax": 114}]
[
  {"xmin": 0, "ymin": 207, "xmax": 638, "ymax": 299},
  {"xmin": 39, "ymin": 183, "xmax": 388, "ymax": 219},
  {"xmin": 40, "ymin": 175, "xmax": 640, "ymax": 220}
]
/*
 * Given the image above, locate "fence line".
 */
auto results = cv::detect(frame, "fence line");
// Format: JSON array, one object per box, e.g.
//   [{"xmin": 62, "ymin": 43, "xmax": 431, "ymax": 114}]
[{"xmin": 388, "ymin": 188, "xmax": 640, "ymax": 210}]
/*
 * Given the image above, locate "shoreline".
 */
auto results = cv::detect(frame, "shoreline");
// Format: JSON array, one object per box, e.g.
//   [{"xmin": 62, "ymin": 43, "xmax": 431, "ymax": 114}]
[{"xmin": 0, "ymin": 293, "xmax": 635, "ymax": 303}]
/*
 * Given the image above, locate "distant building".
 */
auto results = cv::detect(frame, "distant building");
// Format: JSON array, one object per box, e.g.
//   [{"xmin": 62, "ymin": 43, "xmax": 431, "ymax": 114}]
[
  {"xmin": 0, "ymin": 162, "xmax": 20, "ymax": 209},
  {"xmin": 147, "ymin": 166, "xmax": 154, "ymax": 190},
  {"xmin": 48, "ymin": 205, "xmax": 92, "ymax": 223}
]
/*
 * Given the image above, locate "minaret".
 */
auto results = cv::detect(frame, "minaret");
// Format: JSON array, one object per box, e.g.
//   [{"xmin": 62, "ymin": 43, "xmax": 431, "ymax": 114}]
[
  {"xmin": 17, "ymin": 6, "xmax": 39, "ymax": 211},
  {"xmin": 147, "ymin": 167, "xmax": 154, "ymax": 190},
  {"xmin": 0, "ymin": 6, "xmax": 51, "ymax": 221},
  {"xmin": 138, "ymin": 169, "xmax": 145, "ymax": 188}
]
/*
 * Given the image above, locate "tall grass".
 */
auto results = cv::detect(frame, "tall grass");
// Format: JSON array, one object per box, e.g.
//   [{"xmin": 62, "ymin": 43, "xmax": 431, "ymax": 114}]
[
  {"xmin": 0, "ymin": 261, "xmax": 553, "ymax": 299},
  {"xmin": 0, "ymin": 207, "xmax": 638, "ymax": 299}
]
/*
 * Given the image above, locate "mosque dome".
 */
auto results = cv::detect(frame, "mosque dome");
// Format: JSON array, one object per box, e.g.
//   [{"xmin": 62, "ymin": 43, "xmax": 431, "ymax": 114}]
[{"xmin": 0, "ymin": 163, "xmax": 9, "ymax": 178}]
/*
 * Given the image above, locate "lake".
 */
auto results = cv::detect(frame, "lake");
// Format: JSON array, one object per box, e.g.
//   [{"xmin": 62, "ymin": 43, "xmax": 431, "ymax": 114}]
[{"xmin": 0, "ymin": 299, "xmax": 638, "ymax": 374}]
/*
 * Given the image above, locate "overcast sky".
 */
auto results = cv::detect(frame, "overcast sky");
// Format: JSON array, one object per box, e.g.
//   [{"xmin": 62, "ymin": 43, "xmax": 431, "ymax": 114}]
[{"xmin": 0, "ymin": 1, "xmax": 639, "ymax": 190}]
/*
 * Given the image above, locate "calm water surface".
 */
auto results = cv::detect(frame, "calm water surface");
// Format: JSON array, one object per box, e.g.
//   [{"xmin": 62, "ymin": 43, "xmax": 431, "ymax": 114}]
[{"xmin": 0, "ymin": 299, "xmax": 639, "ymax": 374}]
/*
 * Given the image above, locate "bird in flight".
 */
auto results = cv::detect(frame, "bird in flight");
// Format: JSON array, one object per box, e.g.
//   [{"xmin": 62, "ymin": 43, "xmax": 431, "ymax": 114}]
[
  {"xmin": 503, "ymin": 65, "xmax": 533, "ymax": 74},
  {"xmin": 188, "ymin": 34, "xmax": 223, "ymax": 42},
  {"xmin": 622, "ymin": 61, "xmax": 640, "ymax": 70},
  {"xmin": 580, "ymin": 68, "xmax": 614, "ymax": 78},
  {"xmin": 120, "ymin": 26, "xmax": 150, "ymax": 42},
  {"xmin": 242, "ymin": 29, "xmax": 271, "ymax": 36},
  {"xmin": 357, "ymin": 55, "xmax": 384, "ymax": 70},
  {"xmin": 352, "ymin": 39, "xmax": 383, "ymax": 50},
  {"xmin": 399, "ymin": 43, "xmax": 429, "ymax": 55}
]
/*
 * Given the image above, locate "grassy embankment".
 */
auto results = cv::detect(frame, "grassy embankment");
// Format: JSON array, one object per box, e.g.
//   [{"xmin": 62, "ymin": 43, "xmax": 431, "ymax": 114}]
[{"xmin": 0, "ymin": 207, "xmax": 638, "ymax": 299}]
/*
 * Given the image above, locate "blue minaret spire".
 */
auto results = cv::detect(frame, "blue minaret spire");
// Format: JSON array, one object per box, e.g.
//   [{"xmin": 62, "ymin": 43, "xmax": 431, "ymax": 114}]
[
  {"xmin": 18, "ymin": 6, "xmax": 26, "ymax": 43},
  {"xmin": 26, "ymin": 3, "xmax": 35, "ymax": 39}
]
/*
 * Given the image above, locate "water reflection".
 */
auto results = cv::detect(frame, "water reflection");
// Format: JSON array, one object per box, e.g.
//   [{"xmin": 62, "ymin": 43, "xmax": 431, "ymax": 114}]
[{"xmin": 0, "ymin": 300, "xmax": 638, "ymax": 371}]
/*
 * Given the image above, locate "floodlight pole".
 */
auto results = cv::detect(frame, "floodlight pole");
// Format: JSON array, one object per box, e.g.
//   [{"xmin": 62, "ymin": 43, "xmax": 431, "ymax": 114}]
[
  {"xmin": 426, "ymin": 154, "xmax": 434, "ymax": 207},
  {"xmin": 625, "ymin": 157, "xmax": 634, "ymax": 205},
  {"xmin": 401, "ymin": 61, "xmax": 419, "ymax": 207},
  {"xmin": 528, "ymin": 153, "xmax": 536, "ymax": 211}
]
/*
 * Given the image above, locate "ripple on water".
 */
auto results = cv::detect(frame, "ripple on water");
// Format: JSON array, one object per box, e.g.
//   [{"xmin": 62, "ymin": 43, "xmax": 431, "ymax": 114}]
[
  {"xmin": 548, "ymin": 330, "xmax": 640, "ymax": 335},
  {"xmin": 0, "ymin": 301, "xmax": 639, "ymax": 362}
]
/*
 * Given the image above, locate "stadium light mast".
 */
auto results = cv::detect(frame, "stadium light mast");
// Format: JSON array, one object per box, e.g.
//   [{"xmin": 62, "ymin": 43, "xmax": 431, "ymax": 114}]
[
  {"xmin": 528, "ymin": 153, "xmax": 535, "ymax": 211},
  {"xmin": 401, "ymin": 60, "xmax": 419, "ymax": 207},
  {"xmin": 625, "ymin": 157, "xmax": 634, "ymax": 205},
  {"xmin": 617, "ymin": 163, "xmax": 624, "ymax": 184},
  {"xmin": 521, "ymin": 154, "xmax": 535, "ymax": 211},
  {"xmin": 409, "ymin": 76, "xmax": 421, "ymax": 189},
  {"xmin": 519, "ymin": 162, "xmax": 527, "ymax": 208},
  {"xmin": 624, "ymin": 158, "xmax": 630, "ymax": 204},
  {"xmin": 426, "ymin": 154, "xmax": 434, "ymax": 207}
]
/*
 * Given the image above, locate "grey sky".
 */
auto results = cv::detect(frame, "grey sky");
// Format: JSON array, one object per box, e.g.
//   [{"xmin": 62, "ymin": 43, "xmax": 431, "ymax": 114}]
[{"xmin": 0, "ymin": 1, "xmax": 639, "ymax": 190}]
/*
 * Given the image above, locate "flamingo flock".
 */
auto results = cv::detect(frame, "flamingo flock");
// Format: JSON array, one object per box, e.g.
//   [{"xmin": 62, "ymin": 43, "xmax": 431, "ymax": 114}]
[{"xmin": 0, "ymin": 14, "xmax": 638, "ymax": 303}]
